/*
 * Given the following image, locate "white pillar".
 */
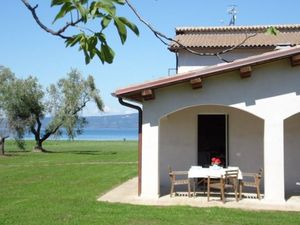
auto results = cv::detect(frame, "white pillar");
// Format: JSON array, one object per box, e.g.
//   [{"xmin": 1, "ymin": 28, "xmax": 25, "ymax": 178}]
[
  {"xmin": 264, "ymin": 119, "xmax": 285, "ymax": 202},
  {"xmin": 141, "ymin": 123, "xmax": 159, "ymax": 198}
]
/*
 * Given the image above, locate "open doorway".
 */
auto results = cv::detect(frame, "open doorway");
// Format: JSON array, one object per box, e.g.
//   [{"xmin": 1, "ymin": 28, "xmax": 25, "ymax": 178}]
[{"xmin": 198, "ymin": 114, "xmax": 227, "ymax": 167}]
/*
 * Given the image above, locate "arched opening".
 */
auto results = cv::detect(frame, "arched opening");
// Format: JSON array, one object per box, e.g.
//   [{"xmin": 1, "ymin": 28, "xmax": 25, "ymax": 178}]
[
  {"xmin": 284, "ymin": 113, "xmax": 300, "ymax": 199},
  {"xmin": 158, "ymin": 105, "xmax": 264, "ymax": 196}
]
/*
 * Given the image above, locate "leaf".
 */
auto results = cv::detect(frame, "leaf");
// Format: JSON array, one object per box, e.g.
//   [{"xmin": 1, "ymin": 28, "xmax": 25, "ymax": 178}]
[
  {"xmin": 100, "ymin": 1, "xmax": 116, "ymax": 16},
  {"xmin": 101, "ymin": 43, "xmax": 115, "ymax": 64},
  {"xmin": 65, "ymin": 33, "xmax": 84, "ymax": 47},
  {"xmin": 89, "ymin": 1, "xmax": 98, "ymax": 17},
  {"xmin": 266, "ymin": 26, "xmax": 279, "ymax": 36},
  {"xmin": 110, "ymin": 0, "xmax": 125, "ymax": 5},
  {"xmin": 95, "ymin": 32, "xmax": 106, "ymax": 42},
  {"xmin": 101, "ymin": 15, "xmax": 112, "ymax": 30},
  {"xmin": 119, "ymin": 17, "xmax": 139, "ymax": 36},
  {"xmin": 51, "ymin": 0, "xmax": 70, "ymax": 7},
  {"xmin": 83, "ymin": 49, "xmax": 91, "ymax": 64},
  {"xmin": 75, "ymin": 2, "xmax": 88, "ymax": 23},
  {"xmin": 94, "ymin": 48, "xmax": 105, "ymax": 64},
  {"xmin": 52, "ymin": 2, "xmax": 75, "ymax": 23},
  {"xmin": 114, "ymin": 17, "xmax": 127, "ymax": 44},
  {"xmin": 88, "ymin": 36, "xmax": 98, "ymax": 59}
]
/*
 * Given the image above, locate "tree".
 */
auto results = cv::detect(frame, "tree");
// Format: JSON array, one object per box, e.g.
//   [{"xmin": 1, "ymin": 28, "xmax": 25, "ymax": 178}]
[
  {"xmin": 0, "ymin": 67, "xmax": 103, "ymax": 152},
  {"xmin": 21, "ymin": 0, "xmax": 139, "ymax": 64},
  {"xmin": 0, "ymin": 67, "xmax": 15, "ymax": 155},
  {"xmin": 0, "ymin": 115, "xmax": 9, "ymax": 156}
]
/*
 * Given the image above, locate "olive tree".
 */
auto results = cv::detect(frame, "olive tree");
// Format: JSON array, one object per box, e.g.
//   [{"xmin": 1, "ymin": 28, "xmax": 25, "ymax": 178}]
[
  {"xmin": 0, "ymin": 67, "xmax": 15, "ymax": 155},
  {"xmin": 0, "ymin": 67, "xmax": 103, "ymax": 152},
  {"xmin": 0, "ymin": 114, "xmax": 9, "ymax": 156}
]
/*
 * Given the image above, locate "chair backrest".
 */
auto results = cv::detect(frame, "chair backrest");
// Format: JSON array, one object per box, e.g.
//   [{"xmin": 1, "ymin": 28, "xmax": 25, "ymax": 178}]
[
  {"xmin": 224, "ymin": 169, "xmax": 239, "ymax": 185},
  {"xmin": 168, "ymin": 165, "xmax": 173, "ymax": 180},
  {"xmin": 258, "ymin": 168, "xmax": 263, "ymax": 177},
  {"xmin": 256, "ymin": 168, "xmax": 263, "ymax": 184}
]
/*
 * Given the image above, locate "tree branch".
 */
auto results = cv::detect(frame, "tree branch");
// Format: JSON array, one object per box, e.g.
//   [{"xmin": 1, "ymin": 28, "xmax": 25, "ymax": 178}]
[
  {"xmin": 125, "ymin": 0, "xmax": 257, "ymax": 63},
  {"xmin": 40, "ymin": 99, "xmax": 89, "ymax": 143},
  {"xmin": 21, "ymin": 0, "xmax": 82, "ymax": 39}
]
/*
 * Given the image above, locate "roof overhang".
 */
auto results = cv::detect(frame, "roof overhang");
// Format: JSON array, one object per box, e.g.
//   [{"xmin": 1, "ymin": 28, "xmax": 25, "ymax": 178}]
[{"xmin": 113, "ymin": 45, "xmax": 300, "ymax": 102}]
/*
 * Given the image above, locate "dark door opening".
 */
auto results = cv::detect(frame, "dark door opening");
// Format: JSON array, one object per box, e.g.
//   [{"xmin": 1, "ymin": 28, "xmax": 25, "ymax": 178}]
[{"xmin": 198, "ymin": 114, "xmax": 227, "ymax": 167}]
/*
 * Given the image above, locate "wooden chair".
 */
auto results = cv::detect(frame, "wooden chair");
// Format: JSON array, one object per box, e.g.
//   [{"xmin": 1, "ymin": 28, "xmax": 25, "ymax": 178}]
[
  {"xmin": 239, "ymin": 168, "xmax": 263, "ymax": 200},
  {"xmin": 193, "ymin": 178, "xmax": 207, "ymax": 196},
  {"xmin": 207, "ymin": 169, "xmax": 239, "ymax": 203},
  {"xmin": 168, "ymin": 166, "xmax": 191, "ymax": 197}
]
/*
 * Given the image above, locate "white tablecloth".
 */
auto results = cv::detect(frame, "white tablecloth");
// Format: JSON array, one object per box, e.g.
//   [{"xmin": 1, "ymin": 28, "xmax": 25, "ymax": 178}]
[{"xmin": 188, "ymin": 166, "xmax": 243, "ymax": 180}]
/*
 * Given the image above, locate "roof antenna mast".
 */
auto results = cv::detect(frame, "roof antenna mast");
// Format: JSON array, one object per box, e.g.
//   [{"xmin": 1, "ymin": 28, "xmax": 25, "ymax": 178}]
[{"xmin": 228, "ymin": 5, "xmax": 238, "ymax": 26}]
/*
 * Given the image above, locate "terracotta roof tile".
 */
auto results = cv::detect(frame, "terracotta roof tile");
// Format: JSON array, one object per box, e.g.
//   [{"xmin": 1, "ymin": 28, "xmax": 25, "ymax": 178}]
[{"xmin": 170, "ymin": 24, "xmax": 300, "ymax": 50}]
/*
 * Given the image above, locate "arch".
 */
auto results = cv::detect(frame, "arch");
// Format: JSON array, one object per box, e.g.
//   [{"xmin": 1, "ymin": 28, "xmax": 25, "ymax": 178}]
[
  {"xmin": 158, "ymin": 104, "xmax": 264, "ymax": 195},
  {"xmin": 160, "ymin": 104, "xmax": 264, "ymax": 121},
  {"xmin": 284, "ymin": 112, "xmax": 300, "ymax": 198}
]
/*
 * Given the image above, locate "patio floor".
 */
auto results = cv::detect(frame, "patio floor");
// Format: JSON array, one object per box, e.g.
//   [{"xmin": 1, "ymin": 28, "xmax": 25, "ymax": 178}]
[{"xmin": 98, "ymin": 177, "xmax": 300, "ymax": 211}]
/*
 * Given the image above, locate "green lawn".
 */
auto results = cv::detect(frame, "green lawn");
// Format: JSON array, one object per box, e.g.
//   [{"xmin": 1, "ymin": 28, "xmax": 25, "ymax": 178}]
[{"xmin": 0, "ymin": 140, "xmax": 299, "ymax": 225}]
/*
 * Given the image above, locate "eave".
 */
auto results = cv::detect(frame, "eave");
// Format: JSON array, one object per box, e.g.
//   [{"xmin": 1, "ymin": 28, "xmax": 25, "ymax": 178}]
[{"xmin": 113, "ymin": 46, "xmax": 300, "ymax": 102}]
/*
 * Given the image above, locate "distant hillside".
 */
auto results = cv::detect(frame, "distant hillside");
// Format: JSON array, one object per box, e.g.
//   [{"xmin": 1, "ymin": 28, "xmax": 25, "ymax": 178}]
[
  {"xmin": 0, "ymin": 113, "xmax": 138, "ymax": 130},
  {"xmin": 84, "ymin": 113, "xmax": 138, "ymax": 129}
]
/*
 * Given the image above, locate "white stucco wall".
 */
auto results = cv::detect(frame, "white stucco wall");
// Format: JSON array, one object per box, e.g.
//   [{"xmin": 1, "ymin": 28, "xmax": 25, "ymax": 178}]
[
  {"xmin": 159, "ymin": 105, "xmax": 264, "ymax": 194},
  {"xmin": 284, "ymin": 113, "xmax": 300, "ymax": 196},
  {"xmin": 141, "ymin": 58, "xmax": 300, "ymax": 202},
  {"xmin": 177, "ymin": 48, "xmax": 273, "ymax": 73}
]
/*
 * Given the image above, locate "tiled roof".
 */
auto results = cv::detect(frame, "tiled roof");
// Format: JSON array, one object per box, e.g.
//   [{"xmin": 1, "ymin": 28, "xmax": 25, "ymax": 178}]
[
  {"xmin": 170, "ymin": 24, "xmax": 300, "ymax": 50},
  {"xmin": 114, "ymin": 45, "xmax": 300, "ymax": 102}
]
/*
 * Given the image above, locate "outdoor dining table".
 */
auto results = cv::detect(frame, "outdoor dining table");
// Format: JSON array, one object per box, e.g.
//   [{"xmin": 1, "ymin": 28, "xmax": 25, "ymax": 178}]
[{"xmin": 188, "ymin": 166, "xmax": 243, "ymax": 196}]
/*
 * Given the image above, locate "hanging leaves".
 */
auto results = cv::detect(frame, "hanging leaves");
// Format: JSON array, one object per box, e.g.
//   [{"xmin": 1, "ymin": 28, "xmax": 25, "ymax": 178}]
[{"xmin": 49, "ymin": 0, "xmax": 139, "ymax": 64}]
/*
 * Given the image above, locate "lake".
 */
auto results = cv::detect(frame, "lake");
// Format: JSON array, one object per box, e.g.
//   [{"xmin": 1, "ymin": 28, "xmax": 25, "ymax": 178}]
[{"xmin": 3, "ymin": 128, "xmax": 138, "ymax": 141}]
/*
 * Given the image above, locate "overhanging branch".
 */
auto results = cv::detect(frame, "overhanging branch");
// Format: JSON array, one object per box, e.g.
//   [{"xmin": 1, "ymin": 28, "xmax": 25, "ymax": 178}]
[
  {"xmin": 125, "ymin": 0, "xmax": 257, "ymax": 63},
  {"xmin": 21, "ymin": 0, "xmax": 82, "ymax": 39}
]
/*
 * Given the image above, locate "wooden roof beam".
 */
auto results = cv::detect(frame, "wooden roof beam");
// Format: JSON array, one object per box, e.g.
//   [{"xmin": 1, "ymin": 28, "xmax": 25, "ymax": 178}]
[
  {"xmin": 141, "ymin": 89, "xmax": 155, "ymax": 101},
  {"xmin": 240, "ymin": 66, "xmax": 252, "ymax": 78},
  {"xmin": 190, "ymin": 77, "xmax": 203, "ymax": 89},
  {"xmin": 290, "ymin": 54, "xmax": 300, "ymax": 66}
]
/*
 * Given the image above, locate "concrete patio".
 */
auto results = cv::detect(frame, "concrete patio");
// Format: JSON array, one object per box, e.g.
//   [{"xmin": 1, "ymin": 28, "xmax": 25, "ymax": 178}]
[{"xmin": 98, "ymin": 177, "xmax": 300, "ymax": 212}]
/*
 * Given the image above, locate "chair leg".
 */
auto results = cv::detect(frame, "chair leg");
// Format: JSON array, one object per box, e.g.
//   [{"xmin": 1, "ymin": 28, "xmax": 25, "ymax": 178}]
[
  {"xmin": 234, "ymin": 184, "xmax": 238, "ymax": 202},
  {"xmin": 239, "ymin": 183, "xmax": 243, "ymax": 200},
  {"xmin": 257, "ymin": 185, "xmax": 261, "ymax": 200},
  {"xmin": 203, "ymin": 179, "xmax": 207, "ymax": 194},
  {"xmin": 193, "ymin": 179, "xmax": 196, "ymax": 197},
  {"xmin": 207, "ymin": 178, "xmax": 210, "ymax": 202},
  {"xmin": 221, "ymin": 187, "xmax": 225, "ymax": 203},
  {"xmin": 220, "ymin": 179, "xmax": 225, "ymax": 203},
  {"xmin": 170, "ymin": 184, "xmax": 174, "ymax": 197}
]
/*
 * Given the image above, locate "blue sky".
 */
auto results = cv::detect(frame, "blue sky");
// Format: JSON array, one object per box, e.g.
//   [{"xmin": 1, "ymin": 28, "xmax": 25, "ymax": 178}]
[{"xmin": 1, "ymin": 0, "xmax": 300, "ymax": 116}]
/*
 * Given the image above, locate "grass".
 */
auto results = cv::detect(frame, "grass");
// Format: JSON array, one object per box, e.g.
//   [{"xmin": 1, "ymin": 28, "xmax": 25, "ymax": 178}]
[{"xmin": 0, "ymin": 140, "xmax": 299, "ymax": 225}]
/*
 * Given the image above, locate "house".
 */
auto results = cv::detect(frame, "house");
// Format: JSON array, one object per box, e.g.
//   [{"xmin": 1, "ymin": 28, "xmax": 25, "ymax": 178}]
[{"xmin": 114, "ymin": 24, "xmax": 300, "ymax": 203}]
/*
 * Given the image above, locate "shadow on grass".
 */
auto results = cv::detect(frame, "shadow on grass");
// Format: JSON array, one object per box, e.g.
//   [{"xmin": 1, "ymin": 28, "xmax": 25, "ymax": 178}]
[
  {"xmin": 2, "ymin": 150, "xmax": 32, "ymax": 157},
  {"xmin": 43, "ymin": 150, "xmax": 118, "ymax": 156}
]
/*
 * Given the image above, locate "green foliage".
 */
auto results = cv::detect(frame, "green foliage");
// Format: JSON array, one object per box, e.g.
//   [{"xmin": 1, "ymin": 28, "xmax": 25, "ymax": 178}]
[
  {"xmin": 266, "ymin": 26, "xmax": 279, "ymax": 36},
  {"xmin": 0, "ymin": 67, "xmax": 103, "ymax": 150},
  {"xmin": 51, "ymin": 0, "xmax": 139, "ymax": 64}
]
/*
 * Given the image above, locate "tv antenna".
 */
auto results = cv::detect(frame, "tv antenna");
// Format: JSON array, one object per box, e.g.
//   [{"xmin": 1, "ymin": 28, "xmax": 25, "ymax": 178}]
[{"xmin": 227, "ymin": 5, "xmax": 238, "ymax": 26}]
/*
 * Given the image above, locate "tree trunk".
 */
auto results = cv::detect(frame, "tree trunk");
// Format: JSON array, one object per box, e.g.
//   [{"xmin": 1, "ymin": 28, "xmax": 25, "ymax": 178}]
[
  {"xmin": 33, "ymin": 139, "xmax": 46, "ymax": 152},
  {"xmin": 0, "ymin": 136, "xmax": 8, "ymax": 156}
]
